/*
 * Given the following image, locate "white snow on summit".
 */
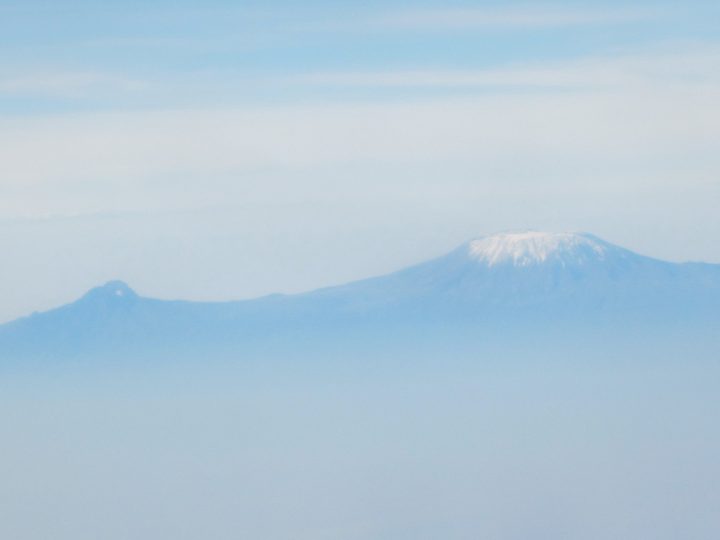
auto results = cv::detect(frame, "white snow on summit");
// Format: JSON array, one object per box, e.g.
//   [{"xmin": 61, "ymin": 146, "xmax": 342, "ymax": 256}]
[{"xmin": 467, "ymin": 231, "xmax": 608, "ymax": 267}]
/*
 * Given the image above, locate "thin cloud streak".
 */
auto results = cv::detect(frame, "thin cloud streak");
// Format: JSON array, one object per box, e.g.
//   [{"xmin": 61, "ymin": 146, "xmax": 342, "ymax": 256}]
[
  {"xmin": 6, "ymin": 46, "xmax": 719, "ymax": 104},
  {"xmin": 0, "ymin": 72, "xmax": 151, "ymax": 98},
  {"xmin": 294, "ymin": 47, "xmax": 720, "ymax": 90},
  {"xmin": 377, "ymin": 5, "xmax": 660, "ymax": 30}
]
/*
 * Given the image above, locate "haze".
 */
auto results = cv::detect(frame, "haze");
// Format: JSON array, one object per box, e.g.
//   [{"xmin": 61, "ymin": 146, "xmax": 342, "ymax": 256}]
[{"xmin": 2, "ymin": 3, "xmax": 719, "ymax": 539}]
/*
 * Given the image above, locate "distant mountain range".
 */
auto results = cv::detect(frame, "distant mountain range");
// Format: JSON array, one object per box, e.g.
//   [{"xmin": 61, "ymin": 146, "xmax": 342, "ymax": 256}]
[{"xmin": 2, "ymin": 232, "xmax": 719, "ymax": 362}]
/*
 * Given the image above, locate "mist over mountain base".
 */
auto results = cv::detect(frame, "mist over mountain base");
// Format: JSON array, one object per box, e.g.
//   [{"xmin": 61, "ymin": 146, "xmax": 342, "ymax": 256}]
[{"xmin": 3, "ymin": 329, "xmax": 719, "ymax": 540}]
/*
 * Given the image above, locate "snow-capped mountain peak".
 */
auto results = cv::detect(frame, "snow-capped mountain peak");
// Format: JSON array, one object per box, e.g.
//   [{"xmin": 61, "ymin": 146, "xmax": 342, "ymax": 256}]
[{"xmin": 466, "ymin": 231, "xmax": 609, "ymax": 267}]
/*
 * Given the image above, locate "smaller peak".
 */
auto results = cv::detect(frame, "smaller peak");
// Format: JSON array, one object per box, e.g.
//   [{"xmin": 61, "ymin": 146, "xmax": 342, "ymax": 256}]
[
  {"xmin": 81, "ymin": 280, "xmax": 138, "ymax": 301},
  {"xmin": 101, "ymin": 280, "xmax": 136, "ymax": 297}
]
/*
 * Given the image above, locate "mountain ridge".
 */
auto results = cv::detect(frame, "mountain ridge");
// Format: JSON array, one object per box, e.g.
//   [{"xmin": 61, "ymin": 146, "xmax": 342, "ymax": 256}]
[{"xmin": 1, "ymin": 231, "xmax": 719, "ymax": 361}]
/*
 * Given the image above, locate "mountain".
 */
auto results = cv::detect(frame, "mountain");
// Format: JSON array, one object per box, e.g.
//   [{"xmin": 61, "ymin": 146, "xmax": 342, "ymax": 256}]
[
  {"xmin": 1, "ymin": 232, "xmax": 719, "ymax": 362},
  {"xmin": 304, "ymin": 231, "xmax": 720, "ymax": 314}
]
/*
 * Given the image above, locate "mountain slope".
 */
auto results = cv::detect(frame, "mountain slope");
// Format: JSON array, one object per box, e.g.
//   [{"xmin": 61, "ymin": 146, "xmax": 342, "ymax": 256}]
[{"xmin": 305, "ymin": 232, "xmax": 720, "ymax": 316}]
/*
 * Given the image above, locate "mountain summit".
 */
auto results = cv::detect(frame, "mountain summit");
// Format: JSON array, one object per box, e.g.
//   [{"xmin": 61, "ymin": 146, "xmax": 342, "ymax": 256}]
[
  {"xmin": 80, "ymin": 281, "xmax": 138, "ymax": 302},
  {"xmin": 466, "ymin": 231, "xmax": 613, "ymax": 267}
]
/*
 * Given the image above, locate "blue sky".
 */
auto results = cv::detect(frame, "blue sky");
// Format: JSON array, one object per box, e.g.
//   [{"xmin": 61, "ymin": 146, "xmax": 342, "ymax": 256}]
[
  {"xmin": 3, "ymin": 0, "xmax": 717, "ymax": 112},
  {"xmin": 1, "ymin": 0, "xmax": 719, "ymax": 320}
]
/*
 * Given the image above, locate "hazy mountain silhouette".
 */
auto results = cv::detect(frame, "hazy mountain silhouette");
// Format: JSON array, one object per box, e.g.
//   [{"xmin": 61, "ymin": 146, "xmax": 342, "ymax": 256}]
[{"xmin": 2, "ymin": 232, "xmax": 718, "ymax": 361}]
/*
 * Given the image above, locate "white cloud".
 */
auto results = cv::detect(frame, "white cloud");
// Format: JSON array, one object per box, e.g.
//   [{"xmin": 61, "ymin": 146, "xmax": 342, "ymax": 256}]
[
  {"xmin": 1, "ymin": 49, "xmax": 717, "ymax": 211},
  {"xmin": 1, "ymin": 76, "xmax": 718, "ymax": 217}
]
